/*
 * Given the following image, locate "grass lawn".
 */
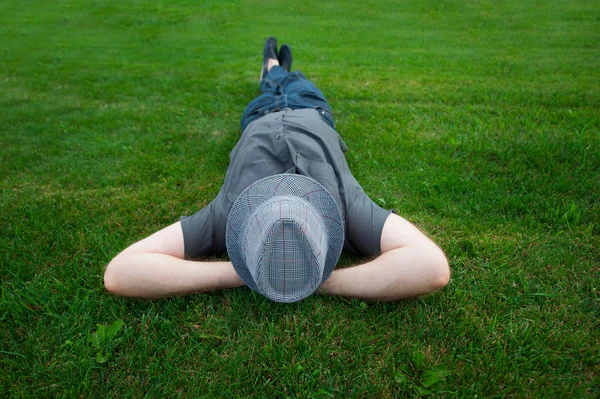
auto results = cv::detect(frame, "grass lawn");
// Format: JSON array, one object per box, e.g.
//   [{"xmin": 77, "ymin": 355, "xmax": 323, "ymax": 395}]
[{"xmin": 1, "ymin": 0, "xmax": 599, "ymax": 397}]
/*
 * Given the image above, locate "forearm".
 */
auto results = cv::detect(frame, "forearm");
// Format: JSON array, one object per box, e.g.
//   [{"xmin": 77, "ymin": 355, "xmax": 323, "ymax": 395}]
[
  {"xmin": 104, "ymin": 253, "xmax": 244, "ymax": 298},
  {"xmin": 319, "ymin": 245, "xmax": 449, "ymax": 301}
]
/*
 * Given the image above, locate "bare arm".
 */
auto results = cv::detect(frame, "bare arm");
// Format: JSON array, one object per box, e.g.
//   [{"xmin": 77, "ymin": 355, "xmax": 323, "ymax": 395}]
[
  {"xmin": 104, "ymin": 215, "xmax": 448, "ymax": 301},
  {"xmin": 318, "ymin": 213, "xmax": 450, "ymax": 301},
  {"xmin": 103, "ymin": 222, "xmax": 243, "ymax": 298}
]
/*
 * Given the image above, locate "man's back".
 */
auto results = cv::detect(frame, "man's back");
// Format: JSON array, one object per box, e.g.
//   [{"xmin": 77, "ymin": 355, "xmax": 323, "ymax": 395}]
[{"xmin": 181, "ymin": 109, "xmax": 390, "ymax": 258}]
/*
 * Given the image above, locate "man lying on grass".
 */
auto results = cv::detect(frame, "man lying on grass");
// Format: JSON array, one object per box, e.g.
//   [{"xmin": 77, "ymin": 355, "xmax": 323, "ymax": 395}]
[{"xmin": 104, "ymin": 37, "xmax": 450, "ymax": 303}]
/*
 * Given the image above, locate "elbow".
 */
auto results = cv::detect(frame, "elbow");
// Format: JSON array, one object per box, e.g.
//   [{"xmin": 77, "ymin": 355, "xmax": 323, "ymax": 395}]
[
  {"xmin": 103, "ymin": 257, "xmax": 124, "ymax": 296},
  {"xmin": 430, "ymin": 248, "xmax": 450, "ymax": 290}
]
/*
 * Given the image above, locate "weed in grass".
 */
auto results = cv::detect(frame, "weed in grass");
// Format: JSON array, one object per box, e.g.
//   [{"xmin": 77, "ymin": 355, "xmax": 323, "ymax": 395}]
[{"xmin": 88, "ymin": 319, "xmax": 125, "ymax": 364}]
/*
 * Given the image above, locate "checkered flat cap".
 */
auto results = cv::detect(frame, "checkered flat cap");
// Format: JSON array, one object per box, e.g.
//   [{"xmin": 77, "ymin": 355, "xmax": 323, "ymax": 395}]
[{"xmin": 226, "ymin": 174, "xmax": 344, "ymax": 303}]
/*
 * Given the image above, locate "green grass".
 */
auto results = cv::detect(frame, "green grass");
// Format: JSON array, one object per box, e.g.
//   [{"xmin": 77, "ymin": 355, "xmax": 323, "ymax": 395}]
[{"xmin": 1, "ymin": 0, "xmax": 599, "ymax": 397}]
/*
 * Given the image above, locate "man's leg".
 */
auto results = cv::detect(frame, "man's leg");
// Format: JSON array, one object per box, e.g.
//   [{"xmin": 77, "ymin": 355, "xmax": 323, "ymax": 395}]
[
  {"xmin": 241, "ymin": 39, "xmax": 335, "ymax": 130},
  {"xmin": 240, "ymin": 37, "xmax": 286, "ymax": 131},
  {"xmin": 244, "ymin": 68, "xmax": 335, "ymax": 130},
  {"xmin": 242, "ymin": 62, "xmax": 309, "ymax": 131},
  {"xmin": 273, "ymin": 55, "xmax": 335, "ymax": 128}
]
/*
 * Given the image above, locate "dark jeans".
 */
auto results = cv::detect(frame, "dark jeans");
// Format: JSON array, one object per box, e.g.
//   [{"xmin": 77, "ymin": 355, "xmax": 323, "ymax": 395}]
[{"xmin": 241, "ymin": 66, "xmax": 335, "ymax": 131}]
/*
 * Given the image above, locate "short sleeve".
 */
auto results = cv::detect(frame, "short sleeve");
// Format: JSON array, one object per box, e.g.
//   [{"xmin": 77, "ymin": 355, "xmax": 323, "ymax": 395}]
[
  {"xmin": 180, "ymin": 201, "xmax": 218, "ymax": 259},
  {"xmin": 344, "ymin": 189, "xmax": 392, "ymax": 256}
]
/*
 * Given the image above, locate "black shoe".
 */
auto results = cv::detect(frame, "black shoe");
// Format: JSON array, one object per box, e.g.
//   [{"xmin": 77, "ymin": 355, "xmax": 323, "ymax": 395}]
[
  {"xmin": 260, "ymin": 36, "xmax": 278, "ymax": 82},
  {"xmin": 278, "ymin": 44, "xmax": 292, "ymax": 72}
]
